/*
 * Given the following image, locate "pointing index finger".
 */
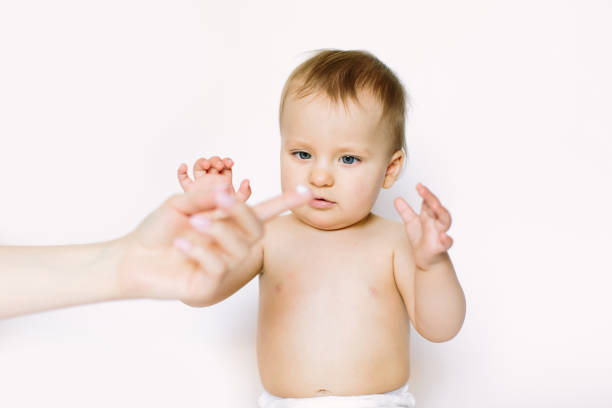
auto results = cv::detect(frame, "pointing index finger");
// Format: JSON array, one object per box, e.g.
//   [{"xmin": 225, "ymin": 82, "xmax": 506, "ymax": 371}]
[{"xmin": 253, "ymin": 185, "xmax": 313, "ymax": 221}]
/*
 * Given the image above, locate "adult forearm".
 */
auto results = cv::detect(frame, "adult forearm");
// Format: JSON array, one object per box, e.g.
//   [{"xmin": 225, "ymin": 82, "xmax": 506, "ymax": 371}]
[
  {"xmin": 414, "ymin": 252, "xmax": 466, "ymax": 342},
  {"xmin": 0, "ymin": 240, "xmax": 124, "ymax": 319}
]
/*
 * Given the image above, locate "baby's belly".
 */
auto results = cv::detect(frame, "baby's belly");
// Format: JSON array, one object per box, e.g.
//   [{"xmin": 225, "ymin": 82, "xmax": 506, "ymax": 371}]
[{"xmin": 256, "ymin": 272, "xmax": 411, "ymax": 398}]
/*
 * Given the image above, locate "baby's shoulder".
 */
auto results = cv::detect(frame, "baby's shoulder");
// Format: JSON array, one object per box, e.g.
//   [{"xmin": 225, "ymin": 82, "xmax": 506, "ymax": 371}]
[
  {"xmin": 368, "ymin": 214, "xmax": 413, "ymax": 251},
  {"xmin": 368, "ymin": 213, "xmax": 404, "ymax": 236}
]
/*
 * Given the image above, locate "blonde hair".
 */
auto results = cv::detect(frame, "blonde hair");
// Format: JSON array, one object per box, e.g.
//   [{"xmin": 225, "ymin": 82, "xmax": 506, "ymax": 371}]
[{"xmin": 279, "ymin": 49, "xmax": 409, "ymax": 156}]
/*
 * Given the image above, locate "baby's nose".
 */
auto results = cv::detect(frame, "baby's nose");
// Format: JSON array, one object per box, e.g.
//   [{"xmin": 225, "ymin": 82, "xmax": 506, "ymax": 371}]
[{"xmin": 308, "ymin": 167, "xmax": 333, "ymax": 187}]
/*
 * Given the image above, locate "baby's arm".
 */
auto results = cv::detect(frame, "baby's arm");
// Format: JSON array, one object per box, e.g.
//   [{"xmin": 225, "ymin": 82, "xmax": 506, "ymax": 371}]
[
  {"xmin": 393, "ymin": 238, "xmax": 465, "ymax": 342},
  {"xmin": 392, "ymin": 183, "xmax": 466, "ymax": 342}
]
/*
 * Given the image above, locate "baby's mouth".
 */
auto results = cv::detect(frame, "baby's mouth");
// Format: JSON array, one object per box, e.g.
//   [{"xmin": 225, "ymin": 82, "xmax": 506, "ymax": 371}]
[{"xmin": 309, "ymin": 195, "xmax": 337, "ymax": 209}]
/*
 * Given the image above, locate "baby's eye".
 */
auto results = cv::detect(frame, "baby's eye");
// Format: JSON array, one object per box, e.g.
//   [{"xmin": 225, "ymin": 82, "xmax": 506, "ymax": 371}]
[
  {"xmin": 294, "ymin": 151, "xmax": 311, "ymax": 160},
  {"xmin": 341, "ymin": 155, "xmax": 359, "ymax": 165}
]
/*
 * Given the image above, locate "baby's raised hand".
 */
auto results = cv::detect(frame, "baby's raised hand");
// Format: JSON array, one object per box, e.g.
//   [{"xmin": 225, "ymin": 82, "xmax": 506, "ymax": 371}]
[
  {"xmin": 394, "ymin": 183, "xmax": 453, "ymax": 270},
  {"xmin": 177, "ymin": 156, "xmax": 251, "ymax": 202}
]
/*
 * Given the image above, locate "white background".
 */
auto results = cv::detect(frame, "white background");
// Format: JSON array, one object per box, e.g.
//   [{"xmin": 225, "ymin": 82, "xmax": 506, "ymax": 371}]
[{"xmin": 1, "ymin": 1, "xmax": 611, "ymax": 407}]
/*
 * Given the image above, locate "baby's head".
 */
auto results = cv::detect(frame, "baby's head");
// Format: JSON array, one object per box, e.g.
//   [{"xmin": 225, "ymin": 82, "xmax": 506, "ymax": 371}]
[{"xmin": 278, "ymin": 49, "xmax": 409, "ymax": 230}]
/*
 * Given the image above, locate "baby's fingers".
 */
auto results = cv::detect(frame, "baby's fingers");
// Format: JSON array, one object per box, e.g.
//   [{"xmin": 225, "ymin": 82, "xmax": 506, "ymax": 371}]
[
  {"xmin": 208, "ymin": 156, "xmax": 225, "ymax": 175},
  {"xmin": 223, "ymin": 157, "xmax": 234, "ymax": 170},
  {"xmin": 440, "ymin": 231, "xmax": 453, "ymax": 249},
  {"xmin": 194, "ymin": 157, "xmax": 211, "ymax": 179},
  {"xmin": 417, "ymin": 183, "xmax": 451, "ymax": 227},
  {"xmin": 220, "ymin": 157, "xmax": 234, "ymax": 176},
  {"xmin": 177, "ymin": 163, "xmax": 193, "ymax": 191},
  {"xmin": 394, "ymin": 197, "xmax": 418, "ymax": 225},
  {"xmin": 236, "ymin": 179, "xmax": 251, "ymax": 202}
]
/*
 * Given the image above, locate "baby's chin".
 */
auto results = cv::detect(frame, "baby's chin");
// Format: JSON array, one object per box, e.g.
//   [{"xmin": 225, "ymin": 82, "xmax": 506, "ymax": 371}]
[{"xmin": 290, "ymin": 208, "xmax": 366, "ymax": 231}]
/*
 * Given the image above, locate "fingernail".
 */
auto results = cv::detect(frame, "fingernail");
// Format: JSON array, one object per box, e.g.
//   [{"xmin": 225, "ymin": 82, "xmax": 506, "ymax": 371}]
[
  {"xmin": 190, "ymin": 215, "xmax": 211, "ymax": 232},
  {"xmin": 173, "ymin": 237, "xmax": 192, "ymax": 252},
  {"xmin": 215, "ymin": 190, "xmax": 235, "ymax": 208},
  {"xmin": 296, "ymin": 184, "xmax": 310, "ymax": 195}
]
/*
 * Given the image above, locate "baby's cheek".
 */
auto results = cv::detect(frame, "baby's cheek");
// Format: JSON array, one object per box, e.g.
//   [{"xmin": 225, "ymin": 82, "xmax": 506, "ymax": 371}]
[
  {"xmin": 347, "ymin": 183, "xmax": 379, "ymax": 213},
  {"xmin": 280, "ymin": 162, "xmax": 303, "ymax": 192}
]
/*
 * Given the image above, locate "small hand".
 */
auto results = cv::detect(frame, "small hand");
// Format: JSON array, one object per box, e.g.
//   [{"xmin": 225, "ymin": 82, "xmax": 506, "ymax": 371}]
[
  {"xmin": 177, "ymin": 156, "xmax": 251, "ymax": 202},
  {"xmin": 394, "ymin": 183, "xmax": 453, "ymax": 270}
]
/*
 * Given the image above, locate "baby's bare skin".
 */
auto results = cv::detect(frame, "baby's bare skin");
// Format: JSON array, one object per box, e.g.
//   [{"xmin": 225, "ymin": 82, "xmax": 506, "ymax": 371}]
[
  {"xmin": 258, "ymin": 212, "xmax": 412, "ymax": 397},
  {"xmin": 178, "ymin": 90, "xmax": 465, "ymax": 399},
  {"xmin": 177, "ymin": 158, "xmax": 414, "ymax": 396}
]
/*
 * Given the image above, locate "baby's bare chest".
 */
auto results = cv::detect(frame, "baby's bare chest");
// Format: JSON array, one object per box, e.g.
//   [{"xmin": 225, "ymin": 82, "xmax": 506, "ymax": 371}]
[{"xmin": 262, "ymin": 228, "xmax": 397, "ymax": 301}]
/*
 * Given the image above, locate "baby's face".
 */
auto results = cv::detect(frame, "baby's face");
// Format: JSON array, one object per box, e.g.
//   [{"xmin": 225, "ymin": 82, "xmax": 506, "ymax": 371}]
[{"xmin": 280, "ymin": 90, "xmax": 396, "ymax": 230}]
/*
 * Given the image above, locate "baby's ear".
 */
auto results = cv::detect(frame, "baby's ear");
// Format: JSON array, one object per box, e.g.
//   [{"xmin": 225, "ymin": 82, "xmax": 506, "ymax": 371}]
[{"xmin": 382, "ymin": 150, "xmax": 404, "ymax": 189}]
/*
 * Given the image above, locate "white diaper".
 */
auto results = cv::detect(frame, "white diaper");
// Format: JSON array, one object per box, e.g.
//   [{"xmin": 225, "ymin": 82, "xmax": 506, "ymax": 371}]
[{"xmin": 257, "ymin": 382, "xmax": 416, "ymax": 408}]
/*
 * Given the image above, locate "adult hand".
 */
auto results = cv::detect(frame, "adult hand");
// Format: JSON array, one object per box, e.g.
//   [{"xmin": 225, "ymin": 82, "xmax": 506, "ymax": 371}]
[
  {"xmin": 116, "ymin": 183, "xmax": 312, "ymax": 306},
  {"xmin": 0, "ymin": 185, "xmax": 312, "ymax": 319}
]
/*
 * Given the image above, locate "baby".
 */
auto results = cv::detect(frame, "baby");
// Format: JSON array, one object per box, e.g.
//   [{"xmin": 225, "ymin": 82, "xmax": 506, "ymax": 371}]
[{"xmin": 177, "ymin": 49, "xmax": 466, "ymax": 407}]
